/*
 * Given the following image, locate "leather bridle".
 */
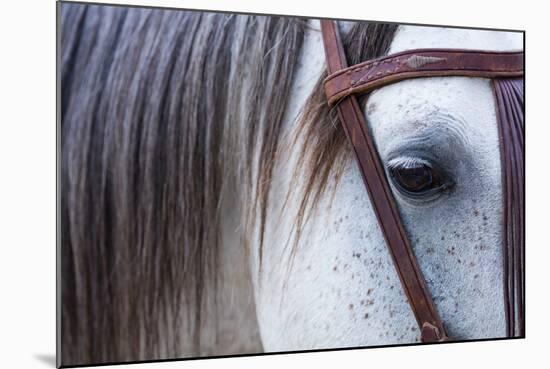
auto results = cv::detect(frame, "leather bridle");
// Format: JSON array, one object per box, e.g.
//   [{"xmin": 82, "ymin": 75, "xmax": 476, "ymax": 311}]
[{"xmin": 320, "ymin": 20, "xmax": 524, "ymax": 342}]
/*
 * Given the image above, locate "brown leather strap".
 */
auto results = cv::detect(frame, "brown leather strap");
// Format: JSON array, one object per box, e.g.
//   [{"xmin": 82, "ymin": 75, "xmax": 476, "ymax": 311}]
[
  {"xmin": 324, "ymin": 48, "xmax": 524, "ymax": 107},
  {"xmin": 493, "ymin": 78, "xmax": 525, "ymax": 337},
  {"xmin": 320, "ymin": 20, "xmax": 448, "ymax": 343}
]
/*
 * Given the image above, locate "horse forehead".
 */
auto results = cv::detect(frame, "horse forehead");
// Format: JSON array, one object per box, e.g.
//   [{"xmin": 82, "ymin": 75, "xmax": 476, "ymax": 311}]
[
  {"xmin": 367, "ymin": 25, "xmax": 522, "ymax": 147},
  {"xmin": 389, "ymin": 25, "xmax": 523, "ymax": 53},
  {"xmin": 366, "ymin": 77, "xmax": 495, "ymax": 151}
]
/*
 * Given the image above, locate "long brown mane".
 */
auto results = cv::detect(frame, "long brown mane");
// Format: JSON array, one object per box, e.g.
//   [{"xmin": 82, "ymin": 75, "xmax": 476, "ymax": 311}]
[{"xmin": 60, "ymin": 3, "xmax": 396, "ymax": 365}]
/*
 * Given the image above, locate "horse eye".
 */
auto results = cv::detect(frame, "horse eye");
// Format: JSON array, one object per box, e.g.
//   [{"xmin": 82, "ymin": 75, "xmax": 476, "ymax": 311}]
[{"xmin": 389, "ymin": 162, "xmax": 445, "ymax": 195}]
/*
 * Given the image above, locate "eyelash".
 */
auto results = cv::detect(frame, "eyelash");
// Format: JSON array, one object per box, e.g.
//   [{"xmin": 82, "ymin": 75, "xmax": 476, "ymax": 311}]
[{"xmin": 387, "ymin": 157, "xmax": 431, "ymax": 171}]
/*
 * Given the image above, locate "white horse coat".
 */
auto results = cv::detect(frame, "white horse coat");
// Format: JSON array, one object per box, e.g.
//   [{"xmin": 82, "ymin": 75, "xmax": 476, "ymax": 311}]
[{"xmin": 230, "ymin": 21, "xmax": 524, "ymax": 351}]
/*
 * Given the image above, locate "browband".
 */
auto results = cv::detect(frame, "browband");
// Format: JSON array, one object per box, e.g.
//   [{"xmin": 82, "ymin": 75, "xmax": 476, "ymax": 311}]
[
  {"xmin": 320, "ymin": 19, "xmax": 525, "ymax": 343},
  {"xmin": 324, "ymin": 48, "xmax": 524, "ymax": 107}
]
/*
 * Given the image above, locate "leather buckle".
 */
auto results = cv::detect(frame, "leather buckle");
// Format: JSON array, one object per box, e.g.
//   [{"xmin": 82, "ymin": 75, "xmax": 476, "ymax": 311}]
[{"xmin": 420, "ymin": 322, "xmax": 448, "ymax": 343}]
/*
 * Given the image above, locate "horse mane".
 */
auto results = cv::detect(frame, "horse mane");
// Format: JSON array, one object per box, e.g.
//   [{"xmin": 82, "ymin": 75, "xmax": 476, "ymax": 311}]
[{"xmin": 60, "ymin": 3, "xmax": 396, "ymax": 365}]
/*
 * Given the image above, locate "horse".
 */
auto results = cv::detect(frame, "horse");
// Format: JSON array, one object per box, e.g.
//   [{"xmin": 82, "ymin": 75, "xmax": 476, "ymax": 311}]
[{"xmin": 59, "ymin": 3, "xmax": 523, "ymax": 366}]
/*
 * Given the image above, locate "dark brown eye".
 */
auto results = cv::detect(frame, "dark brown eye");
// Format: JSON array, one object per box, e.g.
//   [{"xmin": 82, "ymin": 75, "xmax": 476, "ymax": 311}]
[{"xmin": 389, "ymin": 160, "xmax": 447, "ymax": 196}]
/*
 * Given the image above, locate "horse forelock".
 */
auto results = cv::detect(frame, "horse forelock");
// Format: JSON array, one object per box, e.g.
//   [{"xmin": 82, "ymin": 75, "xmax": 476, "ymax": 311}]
[{"xmin": 277, "ymin": 21, "xmax": 399, "ymax": 277}]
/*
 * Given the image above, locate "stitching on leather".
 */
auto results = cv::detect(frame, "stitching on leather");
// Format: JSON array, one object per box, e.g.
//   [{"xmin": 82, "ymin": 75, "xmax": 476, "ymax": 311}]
[
  {"xmin": 325, "ymin": 67, "xmax": 524, "ymax": 104},
  {"xmin": 324, "ymin": 50, "xmax": 524, "ymax": 84}
]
